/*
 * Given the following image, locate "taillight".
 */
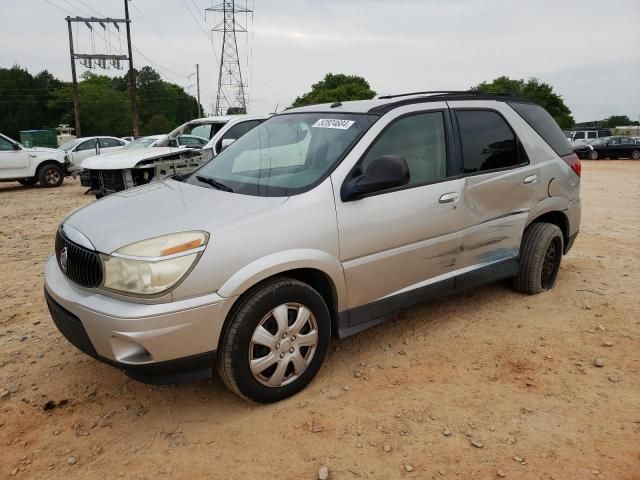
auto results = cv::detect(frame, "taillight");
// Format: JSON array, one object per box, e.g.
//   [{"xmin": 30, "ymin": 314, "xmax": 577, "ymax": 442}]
[{"xmin": 562, "ymin": 153, "xmax": 581, "ymax": 177}]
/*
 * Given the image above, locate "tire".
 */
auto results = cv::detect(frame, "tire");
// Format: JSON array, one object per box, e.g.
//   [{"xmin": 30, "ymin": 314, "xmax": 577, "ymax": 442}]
[
  {"xmin": 18, "ymin": 178, "xmax": 38, "ymax": 186},
  {"xmin": 217, "ymin": 277, "xmax": 331, "ymax": 403},
  {"xmin": 631, "ymin": 150, "xmax": 640, "ymax": 160},
  {"xmin": 37, "ymin": 164, "xmax": 64, "ymax": 187},
  {"xmin": 588, "ymin": 150, "xmax": 598, "ymax": 160},
  {"xmin": 513, "ymin": 222, "xmax": 564, "ymax": 295}
]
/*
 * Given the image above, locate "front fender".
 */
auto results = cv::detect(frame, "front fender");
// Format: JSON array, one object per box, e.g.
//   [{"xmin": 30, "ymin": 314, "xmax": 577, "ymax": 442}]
[{"xmin": 217, "ymin": 249, "xmax": 347, "ymax": 311}]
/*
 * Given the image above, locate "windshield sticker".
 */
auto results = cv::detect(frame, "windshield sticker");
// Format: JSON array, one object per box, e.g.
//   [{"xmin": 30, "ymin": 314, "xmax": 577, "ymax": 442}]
[{"xmin": 312, "ymin": 119, "xmax": 355, "ymax": 130}]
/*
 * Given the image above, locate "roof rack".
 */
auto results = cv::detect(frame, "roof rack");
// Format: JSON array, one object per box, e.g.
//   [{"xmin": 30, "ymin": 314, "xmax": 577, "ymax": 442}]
[{"xmin": 377, "ymin": 90, "xmax": 517, "ymax": 100}]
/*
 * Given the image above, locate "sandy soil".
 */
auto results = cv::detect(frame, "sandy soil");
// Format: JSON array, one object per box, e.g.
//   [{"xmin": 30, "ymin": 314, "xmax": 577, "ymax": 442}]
[{"xmin": 0, "ymin": 161, "xmax": 639, "ymax": 480}]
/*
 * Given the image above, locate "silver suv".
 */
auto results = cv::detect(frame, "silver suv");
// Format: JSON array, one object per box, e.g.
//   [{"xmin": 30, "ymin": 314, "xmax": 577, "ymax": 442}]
[{"xmin": 44, "ymin": 91, "xmax": 581, "ymax": 402}]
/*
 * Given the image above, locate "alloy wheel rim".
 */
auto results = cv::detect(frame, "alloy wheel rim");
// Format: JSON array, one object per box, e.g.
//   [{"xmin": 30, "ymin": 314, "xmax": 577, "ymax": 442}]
[
  {"xmin": 249, "ymin": 303, "xmax": 318, "ymax": 387},
  {"xmin": 632, "ymin": 151, "xmax": 640, "ymax": 160},
  {"xmin": 541, "ymin": 238, "xmax": 561, "ymax": 289},
  {"xmin": 46, "ymin": 169, "xmax": 60, "ymax": 184}
]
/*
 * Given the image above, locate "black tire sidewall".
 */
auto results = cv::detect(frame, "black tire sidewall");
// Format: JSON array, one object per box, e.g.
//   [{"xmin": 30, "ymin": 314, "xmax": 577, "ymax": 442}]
[
  {"xmin": 529, "ymin": 224, "xmax": 563, "ymax": 292},
  {"xmin": 223, "ymin": 280, "xmax": 331, "ymax": 403},
  {"xmin": 38, "ymin": 164, "xmax": 64, "ymax": 187},
  {"xmin": 589, "ymin": 150, "xmax": 598, "ymax": 160}
]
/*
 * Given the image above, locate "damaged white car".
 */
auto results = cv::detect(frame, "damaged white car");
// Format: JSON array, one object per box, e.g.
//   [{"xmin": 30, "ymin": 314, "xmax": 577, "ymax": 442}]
[{"xmin": 81, "ymin": 115, "xmax": 268, "ymax": 198}]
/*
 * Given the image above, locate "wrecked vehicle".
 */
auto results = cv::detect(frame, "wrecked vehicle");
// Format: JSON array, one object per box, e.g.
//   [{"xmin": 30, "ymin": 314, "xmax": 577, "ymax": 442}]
[
  {"xmin": 81, "ymin": 147, "xmax": 204, "ymax": 198},
  {"xmin": 82, "ymin": 115, "xmax": 267, "ymax": 197}
]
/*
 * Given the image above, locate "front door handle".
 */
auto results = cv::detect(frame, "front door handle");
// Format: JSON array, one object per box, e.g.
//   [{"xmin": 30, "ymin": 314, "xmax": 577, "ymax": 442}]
[
  {"xmin": 523, "ymin": 174, "xmax": 538, "ymax": 184},
  {"xmin": 439, "ymin": 192, "xmax": 459, "ymax": 204}
]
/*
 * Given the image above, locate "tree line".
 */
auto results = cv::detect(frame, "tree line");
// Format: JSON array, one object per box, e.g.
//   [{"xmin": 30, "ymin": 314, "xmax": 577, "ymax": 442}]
[{"xmin": 0, "ymin": 65, "xmax": 202, "ymax": 139}]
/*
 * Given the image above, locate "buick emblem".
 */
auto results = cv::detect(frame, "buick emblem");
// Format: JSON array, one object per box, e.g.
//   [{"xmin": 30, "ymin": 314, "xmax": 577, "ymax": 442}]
[{"xmin": 60, "ymin": 247, "xmax": 68, "ymax": 273}]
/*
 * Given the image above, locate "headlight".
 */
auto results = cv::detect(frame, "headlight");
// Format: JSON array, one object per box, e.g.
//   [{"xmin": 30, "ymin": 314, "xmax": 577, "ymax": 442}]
[{"xmin": 102, "ymin": 231, "xmax": 208, "ymax": 296}]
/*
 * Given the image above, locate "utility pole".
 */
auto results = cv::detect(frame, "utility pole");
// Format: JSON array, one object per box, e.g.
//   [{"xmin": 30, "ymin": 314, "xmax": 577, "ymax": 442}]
[
  {"xmin": 123, "ymin": 0, "xmax": 139, "ymax": 137},
  {"xmin": 207, "ymin": 1, "xmax": 252, "ymax": 115},
  {"xmin": 66, "ymin": 18, "xmax": 81, "ymax": 137},
  {"xmin": 196, "ymin": 63, "xmax": 202, "ymax": 117}
]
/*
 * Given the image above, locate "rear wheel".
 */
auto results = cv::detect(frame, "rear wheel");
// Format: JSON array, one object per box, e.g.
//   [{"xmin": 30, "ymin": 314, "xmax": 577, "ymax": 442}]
[
  {"xmin": 18, "ymin": 178, "xmax": 37, "ymax": 186},
  {"xmin": 217, "ymin": 277, "xmax": 331, "ymax": 403},
  {"xmin": 38, "ymin": 164, "xmax": 64, "ymax": 187},
  {"xmin": 513, "ymin": 222, "xmax": 564, "ymax": 295},
  {"xmin": 588, "ymin": 150, "xmax": 599, "ymax": 160},
  {"xmin": 631, "ymin": 150, "xmax": 640, "ymax": 160}
]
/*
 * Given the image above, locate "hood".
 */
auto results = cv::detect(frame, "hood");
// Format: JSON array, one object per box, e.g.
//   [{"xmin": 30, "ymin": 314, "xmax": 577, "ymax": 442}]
[
  {"xmin": 82, "ymin": 147, "xmax": 189, "ymax": 170},
  {"xmin": 64, "ymin": 179, "xmax": 288, "ymax": 253},
  {"xmin": 29, "ymin": 146, "xmax": 63, "ymax": 155}
]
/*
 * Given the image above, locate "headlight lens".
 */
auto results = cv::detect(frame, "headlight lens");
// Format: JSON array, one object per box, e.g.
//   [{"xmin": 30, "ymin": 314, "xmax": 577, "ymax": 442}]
[{"xmin": 102, "ymin": 231, "xmax": 208, "ymax": 296}]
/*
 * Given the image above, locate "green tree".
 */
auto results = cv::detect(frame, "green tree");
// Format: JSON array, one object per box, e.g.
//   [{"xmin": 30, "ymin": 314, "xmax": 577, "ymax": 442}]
[
  {"xmin": 292, "ymin": 73, "xmax": 376, "ymax": 108},
  {"xmin": 602, "ymin": 115, "xmax": 632, "ymax": 128},
  {"xmin": 472, "ymin": 76, "xmax": 575, "ymax": 129},
  {"xmin": 143, "ymin": 114, "xmax": 172, "ymax": 135}
]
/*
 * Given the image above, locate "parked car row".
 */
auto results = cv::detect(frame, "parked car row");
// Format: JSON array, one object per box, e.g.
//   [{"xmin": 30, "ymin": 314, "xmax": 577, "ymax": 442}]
[
  {"xmin": 573, "ymin": 136, "xmax": 640, "ymax": 160},
  {"xmin": 45, "ymin": 91, "xmax": 583, "ymax": 402}
]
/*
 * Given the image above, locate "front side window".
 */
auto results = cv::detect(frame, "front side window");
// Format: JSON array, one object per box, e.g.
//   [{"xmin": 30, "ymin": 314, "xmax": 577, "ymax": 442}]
[
  {"xmin": 361, "ymin": 111, "xmax": 447, "ymax": 186},
  {"xmin": 587, "ymin": 131, "xmax": 597, "ymax": 139},
  {"xmin": 574, "ymin": 132, "xmax": 585, "ymax": 140},
  {"xmin": 0, "ymin": 136, "xmax": 14, "ymax": 151},
  {"xmin": 189, "ymin": 113, "xmax": 377, "ymax": 196},
  {"xmin": 76, "ymin": 139, "xmax": 97, "ymax": 152},
  {"xmin": 456, "ymin": 110, "xmax": 518, "ymax": 173}
]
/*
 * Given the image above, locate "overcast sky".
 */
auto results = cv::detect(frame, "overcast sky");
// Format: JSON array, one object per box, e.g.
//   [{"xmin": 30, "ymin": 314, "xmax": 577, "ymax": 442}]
[{"xmin": 1, "ymin": 0, "xmax": 639, "ymax": 123}]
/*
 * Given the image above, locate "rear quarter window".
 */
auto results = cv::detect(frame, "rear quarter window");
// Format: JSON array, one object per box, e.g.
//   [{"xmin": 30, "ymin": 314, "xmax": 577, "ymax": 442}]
[{"xmin": 508, "ymin": 102, "xmax": 572, "ymax": 156}]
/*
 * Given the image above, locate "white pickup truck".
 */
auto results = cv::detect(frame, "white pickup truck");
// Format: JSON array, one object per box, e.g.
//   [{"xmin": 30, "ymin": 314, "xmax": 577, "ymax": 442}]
[{"xmin": 0, "ymin": 133, "xmax": 71, "ymax": 187}]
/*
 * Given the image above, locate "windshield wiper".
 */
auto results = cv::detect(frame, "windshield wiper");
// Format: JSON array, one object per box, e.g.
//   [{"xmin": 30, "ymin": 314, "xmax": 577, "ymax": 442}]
[{"xmin": 196, "ymin": 175, "xmax": 234, "ymax": 192}]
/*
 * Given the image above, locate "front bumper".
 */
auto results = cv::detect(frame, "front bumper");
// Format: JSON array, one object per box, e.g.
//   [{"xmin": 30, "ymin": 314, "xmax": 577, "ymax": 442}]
[{"xmin": 44, "ymin": 255, "xmax": 236, "ymax": 383}]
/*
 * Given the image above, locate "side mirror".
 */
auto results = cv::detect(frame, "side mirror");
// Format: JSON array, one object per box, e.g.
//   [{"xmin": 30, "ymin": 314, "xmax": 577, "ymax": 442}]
[
  {"xmin": 341, "ymin": 155, "xmax": 410, "ymax": 201},
  {"xmin": 221, "ymin": 138, "xmax": 236, "ymax": 151},
  {"xmin": 13, "ymin": 143, "xmax": 21, "ymax": 150}
]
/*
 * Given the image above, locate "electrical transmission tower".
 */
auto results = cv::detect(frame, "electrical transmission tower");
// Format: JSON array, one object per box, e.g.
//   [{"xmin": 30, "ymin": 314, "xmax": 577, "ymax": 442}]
[{"xmin": 206, "ymin": 1, "xmax": 252, "ymax": 116}]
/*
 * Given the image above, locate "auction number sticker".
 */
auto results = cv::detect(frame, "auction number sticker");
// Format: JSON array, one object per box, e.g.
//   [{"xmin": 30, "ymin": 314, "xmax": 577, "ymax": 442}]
[{"xmin": 312, "ymin": 118, "xmax": 355, "ymax": 130}]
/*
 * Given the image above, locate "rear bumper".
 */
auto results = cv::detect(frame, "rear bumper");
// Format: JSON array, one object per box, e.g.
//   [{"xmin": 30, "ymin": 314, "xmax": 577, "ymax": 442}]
[{"xmin": 565, "ymin": 198, "xmax": 581, "ymax": 254}]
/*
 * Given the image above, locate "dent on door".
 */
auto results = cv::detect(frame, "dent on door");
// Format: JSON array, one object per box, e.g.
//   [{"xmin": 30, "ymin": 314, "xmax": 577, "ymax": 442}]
[{"xmin": 458, "ymin": 167, "xmax": 540, "ymax": 267}]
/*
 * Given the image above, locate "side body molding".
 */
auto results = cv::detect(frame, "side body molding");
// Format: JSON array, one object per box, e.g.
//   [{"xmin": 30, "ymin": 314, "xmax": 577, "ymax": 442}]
[{"xmin": 216, "ymin": 249, "xmax": 348, "ymax": 311}]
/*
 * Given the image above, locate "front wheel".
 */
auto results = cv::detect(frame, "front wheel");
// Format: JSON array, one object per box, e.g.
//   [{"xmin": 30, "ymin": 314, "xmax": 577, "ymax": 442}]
[
  {"xmin": 217, "ymin": 277, "xmax": 331, "ymax": 403},
  {"xmin": 513, "ymin": 222, "xmax": 564, "ymax": 295},
  {"xmin": 38, "ymin": 164, "xmax": 64, "ymax": 187},
  {"xmin": 588, "ymin": 150, "xmax": 599, "ymax": 160}
]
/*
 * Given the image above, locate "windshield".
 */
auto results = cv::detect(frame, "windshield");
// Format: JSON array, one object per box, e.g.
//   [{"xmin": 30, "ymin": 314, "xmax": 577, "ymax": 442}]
[
  {"xmin": 187, "ymin": 113, "xmax": 377, "ymax": 196},
  {"xmin": 121, "ymin": 137, "xmax": 162, "ymax": 150},
  {"xmin": 59, "ymin": 139, "xmax": 81, "ymax": 151},
  {"xmin": 590, "ymin": 137, "xmax": 609, "ymax": 145}
]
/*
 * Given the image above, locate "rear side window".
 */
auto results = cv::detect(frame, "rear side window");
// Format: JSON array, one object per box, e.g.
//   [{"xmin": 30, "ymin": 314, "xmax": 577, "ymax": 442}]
[
  {"xmin": 456, "ymin": 110, "xmax": 518, "ymax": 174},
  {"xmin": 99, "ymin": 138, "xmax": 123, "ymax": 148},
  {"xmin": 587, "ymin": 132, "xmax": 597, "ymax": 139},
  {"xmin": 509, "ymin": 102, "xmax": 572, "ymax": 156}
]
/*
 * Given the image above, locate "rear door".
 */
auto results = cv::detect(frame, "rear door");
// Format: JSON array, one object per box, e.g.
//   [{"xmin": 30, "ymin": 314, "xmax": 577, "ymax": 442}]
[
  {"xmin": 331, "ymin": 103, "xmax": 465, "ymax": 322},
  {"xmin": 0, "ymin": 135, "xmax": 29, "ymax": 178},
  {"xmin": 449, "ymin": 102, "xmax": 546, "ymax": 276}
]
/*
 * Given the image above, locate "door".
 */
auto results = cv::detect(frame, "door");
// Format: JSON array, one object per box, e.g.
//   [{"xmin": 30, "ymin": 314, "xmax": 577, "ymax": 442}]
[
  {"xmin": 614, "ymin": 137, "xmax": 636, "ymax": 158},
  {"xmin": 98, "ymin": 137, "xmax": 125, "ymax": 155},
  {"xmin": 70, "ymin": 138, "xmax": 99, "ymax": 168},
  {"xmin": 0, "ymin": 135, "xmax": 29, "ymax": 178},
  {"xmin": 332, "ymin": 107, "xmax": 465, "ymax": 323},
  {"xmin": 451, "ymin": 107, "xmax": 546, "ymax": 275}
]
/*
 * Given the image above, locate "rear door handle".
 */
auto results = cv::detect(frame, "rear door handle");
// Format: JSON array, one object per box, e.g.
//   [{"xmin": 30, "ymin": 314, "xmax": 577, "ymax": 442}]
[
  {"xmin": 523, "ymin": 174, "xmax": 538, "ymax": 184},
  {"xmin": 439, "ymin": 192, "xmax": 459, "ymax": 204}
]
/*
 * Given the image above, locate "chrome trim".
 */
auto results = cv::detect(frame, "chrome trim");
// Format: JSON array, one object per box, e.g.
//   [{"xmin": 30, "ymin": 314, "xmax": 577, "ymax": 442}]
[{"xmin": 61, "ymin": 223, "xmax": 95, "ymax": 250}]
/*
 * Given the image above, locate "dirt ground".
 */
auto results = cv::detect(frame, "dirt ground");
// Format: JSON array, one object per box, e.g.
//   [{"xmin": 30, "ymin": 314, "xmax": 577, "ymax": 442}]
[{"xmin": 0, "ymin": 161, "xmax": 639, "ymax": 480}]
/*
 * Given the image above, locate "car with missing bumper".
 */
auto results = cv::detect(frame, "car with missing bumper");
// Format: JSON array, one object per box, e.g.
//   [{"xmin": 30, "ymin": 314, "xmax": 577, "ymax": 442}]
[
  {"xmin": 44, "ymin": 91, "xmax": 581, "ymax": 402},
  {"xmin": 80, "ymin": 115, "xmax": 268, "ymax": 197},
  {"xmin": 0, "ymin": 132, "xmax": 71, "ymax": 187}
]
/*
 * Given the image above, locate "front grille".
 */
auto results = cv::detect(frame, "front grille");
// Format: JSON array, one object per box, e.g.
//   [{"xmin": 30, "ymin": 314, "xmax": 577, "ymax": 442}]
[{"xmin": 55, "ymin": 230, "xmax": 103, "ymax": 288}]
